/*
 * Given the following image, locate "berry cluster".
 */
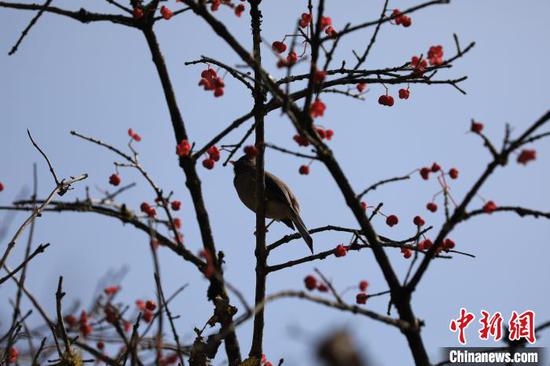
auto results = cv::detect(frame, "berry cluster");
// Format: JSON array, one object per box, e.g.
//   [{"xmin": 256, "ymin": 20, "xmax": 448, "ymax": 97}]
[
  {"xmin": 356, "ymin": 280, "xmax": 369, "ymax": 304},
  {"xmin": 316, "ymin": 126, "xmax": 334, "ymax": 140},
  {"xmin": 517, "ymin": 149, "xmax": 536, "ymax": 165},
  {"xmin": 310, "ymin": 98, "xmax": 326, "ymax": 117},
  {"xmin": 320, "ymin": 16, "xmax": 338, "ymax": 38},
  {"xmin": 277, "ymin": 50, "xmax": 298, "ymax": 68},
  {"xmin": 391, "ymin": 9, "xmax": 412, "ymax": 27},
  {"xmin": 234, "ymin": 3, "xmax": 245, "ymax": 17},
  {"xmin": 298, "ymin": 12, "xmax": 312, "ymax": 28},
  {"xmin": 176, "ymin": 139, "xmax": 191, "ymax": 157},
  {"xmin": 427, "ymin": 45, "xmax": 444, "ymax": 66},
  {"xmin": 303, "ymin": 274, "xmax": 329, "ymax": 292},
  {"xmin": 378, "ymin": 94, "xmax": 394, "ymax": 107},
  {"xmin": 411, "ymin": 55, "xmax": 428, "ymax": 75},
  {"xmin": 140, "ymin": 202, "xmax": 157, "ymax": 218},
  {"xmin": 160, "ymin": 5, "xmax": 173, "ymax": 20},
  {"xmin": 203, "ymin": 146, "xmax": 221, "ymax": 170},
  {"xmin": 136, "ymin": 299, "xmax": 157, "ymax": 323},
  {"xmin": 198, "ymin": 68, "xmax": 225, "ymax": 97},
  {"xmin": 272, "ymin": 41, "xmax": 287, "ymax": 54}
]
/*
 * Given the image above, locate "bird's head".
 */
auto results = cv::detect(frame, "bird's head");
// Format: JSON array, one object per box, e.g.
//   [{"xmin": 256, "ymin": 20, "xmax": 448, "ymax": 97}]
[{"xmin": 230, "ymin": 154, "xmax": 256, "ymax": 174}]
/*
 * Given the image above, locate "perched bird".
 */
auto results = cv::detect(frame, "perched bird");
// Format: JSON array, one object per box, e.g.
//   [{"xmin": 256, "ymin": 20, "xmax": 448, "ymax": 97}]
[{"xmin": 232, "ymin": 154, "xmax": 313, "ymax": 252}]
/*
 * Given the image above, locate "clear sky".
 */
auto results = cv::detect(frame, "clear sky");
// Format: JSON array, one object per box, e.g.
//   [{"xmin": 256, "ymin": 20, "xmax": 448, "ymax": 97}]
[{"xmin": 1, "ymin": 1, "xmax": 549, "ymax": 365}]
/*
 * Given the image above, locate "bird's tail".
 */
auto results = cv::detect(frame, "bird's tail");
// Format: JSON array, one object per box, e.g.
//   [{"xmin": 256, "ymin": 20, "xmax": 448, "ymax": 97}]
[{"xmin": 290, "ymin": 210, "xmax": 314, "ymax": 253}]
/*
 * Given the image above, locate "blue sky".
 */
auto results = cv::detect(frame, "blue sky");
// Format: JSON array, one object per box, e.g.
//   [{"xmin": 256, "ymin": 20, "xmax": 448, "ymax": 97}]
[{"xmin": 1, "ymin": 1, "xmax": 549, "ymax": 365}]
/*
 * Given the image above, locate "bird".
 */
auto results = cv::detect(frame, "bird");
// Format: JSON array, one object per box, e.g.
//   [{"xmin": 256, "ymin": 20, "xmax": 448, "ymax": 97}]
[{"xmin": 232, "ymin": 154, "xmax": 313, "ymax": 252}]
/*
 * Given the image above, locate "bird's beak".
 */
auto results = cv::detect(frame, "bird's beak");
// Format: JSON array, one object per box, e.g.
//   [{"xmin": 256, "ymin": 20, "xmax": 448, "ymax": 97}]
[{"xmin": 229, "ymin": 160, "xmax": 235, "ymax": 165}]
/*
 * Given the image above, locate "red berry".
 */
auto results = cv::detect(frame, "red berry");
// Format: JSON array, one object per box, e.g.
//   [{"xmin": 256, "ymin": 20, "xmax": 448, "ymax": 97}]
[
  {"xmin": 401, "ymin": 247, "xmax": 412, "ymax": 259},
  {"xmin": 299, "ymin": 13, "xmax": 312, "ymax": 28},
  {"xmin": 128, "ymin": 128, "xmax": 141, "ymax": 142},
  {"xmin": 80, "ymin": 323, "xmax": 93, "ymax": 337},
  {"xmin": 299, "ymin": 165, "xmax": 310, "ymax": 175},
  {"xmin": 418, "ymin": 239, "xmax": 432, "ymax": 251},
  {"xmin": 304, "ymin": 275, "xmax": 317, "ymax": 290},
  {"xmin": 426, "ymin": 202, "xmax": 438, "ymax": 212},
  {"xmin": 160, "ymin": 6, "xmax": 173, "ymax": 20},
  {"xmin": 142, "ymin": 310, "xmax": 154, "ymax": 323},
  {"xmin": 325, "ymin": 129, "xmax": 334, "ymax": 140},
  {"xmin": 286, "ymin": 51, "xmax": 298, "ymax": 65},
  {"xmin": 173, "ymin": 218, "xmax": 182, "ymax": 229},
  {"xmin": 325, "ymin": 26, "xmax": 338, "ymax": 38},
  {"xmin": 97, "ymin": 341, "xmax": 105, "ymax": 350},
  {"xmin": 334, "ymin": 244, "xmax": 347, "ymax": 257},
  {"xmin": 483, "ymin": 200, "xmax": 497, "ymax": 214},
  {"xmin": 0, "ymin": 182, "xmax": 4, "ymax": 192},
  {"xmin": 449, "ymin": 168, "xmax": 459, "ymax": 179},
  {"xmin": 293, "ymin": 134, "xmax": 310, "ymax": 147},
  {"xmin": 386, "ymin": 214, "xmax": 399, "ymax": 227},
  {"xmin": 234, "ymin": 3, "xmax": 245, "ymax": 17},
  {"xmin": 320, "ymin": 16, "xmax": 332, "ymax": 29},
  {"xmin": 400, "ymin": 15, "xmax": 412, "ymax": 27},
  {"xmin": 471, "ymin": 121, "xmax": 484, "ymax": 133},
  {"xmin": 133, "ymin": 7, "xmax": 144, "ymax": 19},
  {"xmin": 211, "ymin": 0, "xmax": 221, "ymax": 11},
  {"xmin": 244, "ymin": 145, "xmax": 258, "ymax": 158},
  {"xmin": 145, "ymin": 300, "xmax": 157, "ymax": 311},
  {"xmin": 419, "ymin": 167, "xmax": 430, "ymax": 180},
  {"xmin": 109, "ymin": 174, "xmax": 121, "ymax": 186},
  {"xmin": 272, "ymin": 41, "xmax": 287, "ymax": 54},
  {"xmin": 8, "ymin": 347, "xmax": 18, "ymax": 363},
  {"xmin": 398, "ymin": 88, "xmax": 410, "ymax": 99},
  {"xmin": 146, "ymin": 207, "xmax": 157, "ymax": 218},
  {"xmin": 431, "ymin": 162, "xmax": 441, "ymax": 172},
  {"xmin": 317, "ymin": 283, "xmax": 329, "ymax": 292},
  {"xmin": 176, "ymin": 139, "xmax": 191, "ymax": 157},
  {"xmin": 427, "ymin": 45, "xmax": 444, "ymax": 66},
  {"xmin": 104, "ymin": 286, "xmax": 119, "ymax": 295},
  {"xmin": 378, "ymin": 94, "xmax": 394, "ymax": 106},
  {"xmin": 359, "ymin": 280, "xmax": 369, "ymax": 292},
  {"xmin": 413, "ymin": 215, "xmax": 425, "ymax": 227},
  {"xmin": 64, "ymin": 315, "xmax": 77, "ymax": 327},
  {"xmin": 443, "ymin": 238, "xmax": 455, "ymax": 250},
  {"xmin": 214, "ymin": 87, "xmax": 224, "ymax": 97},
  {"xmin": 361, "ymin": 201, "xmax": 367, "ymax": 211},
  {"xmin": 140, "ymin": 202, "xmax": 151, "ymax": 213},
  {"xmin": 207, "ymin": 146, "xmax": 221, "ymax": 161},
  {"xmin": 310, "ymin": 98, "xmax": 326, "ymax": 118},
  {"xmin": 313, "ymin": 70, "xmax": 327, "ymax": 84},
  {"xmin": 356, "ymin": 293, "xmax": 368, "ymax": 304},
  {"xmin": 171, "ymin": 200, "xmax": 181, "ymax": 211},
  {"xmin": 517, "ymin": 149, "xmax": 536, "ymax": 165},
  {"xmin": 202, "ymin": 158, "xmax": 215, "ymax": 170},
  {"xmin": 356, "ymin": 82, "xmax": 367, "ymax": 93}
]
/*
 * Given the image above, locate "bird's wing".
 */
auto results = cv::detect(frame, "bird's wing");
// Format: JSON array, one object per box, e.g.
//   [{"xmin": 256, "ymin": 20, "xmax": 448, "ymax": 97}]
[{"xmin": 265, "ymin": 171, "xmax": 300, "ymax": 213}]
